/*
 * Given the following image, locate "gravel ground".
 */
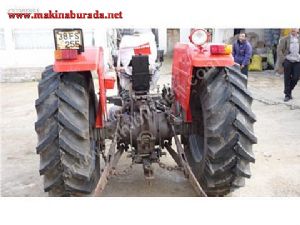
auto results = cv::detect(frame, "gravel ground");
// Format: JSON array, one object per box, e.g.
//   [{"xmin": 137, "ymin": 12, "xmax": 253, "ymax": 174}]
[{"xmin": 1, "ymin": 71, "xmax": 300, "ymax": 197}]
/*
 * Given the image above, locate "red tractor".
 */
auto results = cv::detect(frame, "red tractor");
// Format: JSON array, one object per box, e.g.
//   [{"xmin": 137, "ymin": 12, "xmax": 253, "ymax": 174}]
[{"xmin": 35, "ymin": 28, "xmax": 257, "ymax": 196}]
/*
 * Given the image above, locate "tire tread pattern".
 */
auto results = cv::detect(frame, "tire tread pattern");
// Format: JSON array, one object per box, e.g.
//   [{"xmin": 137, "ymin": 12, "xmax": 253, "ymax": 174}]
[
  {"xmin": 35, "ymin": 66, "xmax": 99, "ymax": 196},
  {"xmin": 188, "ymin": 64, "xmax": 257, "ymax": 196}
]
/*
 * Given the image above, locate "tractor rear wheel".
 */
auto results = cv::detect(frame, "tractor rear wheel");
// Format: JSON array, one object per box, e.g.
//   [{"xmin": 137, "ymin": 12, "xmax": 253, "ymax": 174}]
[
  {"xmin": 184, "ymin": 65, "xmax": 257, "ymax": 196},
  {"xmin": 35, "ymin": 66, "xmax": 100, "ymax": 196}
]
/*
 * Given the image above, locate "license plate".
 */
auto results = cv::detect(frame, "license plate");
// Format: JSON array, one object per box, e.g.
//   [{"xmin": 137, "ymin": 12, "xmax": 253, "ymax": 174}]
[{"xmin": 53, "ymin": 29, "xmax": 84, "ymax": 52}]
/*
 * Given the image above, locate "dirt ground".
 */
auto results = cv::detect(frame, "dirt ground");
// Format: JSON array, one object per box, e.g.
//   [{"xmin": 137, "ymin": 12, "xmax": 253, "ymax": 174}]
[{"xmin": 1, "ymin": 71, "xmax": 300, "ymax": 197}]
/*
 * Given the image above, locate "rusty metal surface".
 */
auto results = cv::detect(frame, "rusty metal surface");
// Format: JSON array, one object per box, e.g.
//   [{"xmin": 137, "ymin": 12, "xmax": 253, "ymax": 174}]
[
  {"xmin": 94, "ymin": 118, "xmax": 123, "ymax": 197},
  {"xmin": 94, "ymin": 116, "xmax": 207, "ymax": 196},
  {"xmin": 94, "ymin": 148, "xmax": 124, "ymax": 196},
  {"xmin": 164, "ymin": 142, "xmax": 182, "ymax": 167}
]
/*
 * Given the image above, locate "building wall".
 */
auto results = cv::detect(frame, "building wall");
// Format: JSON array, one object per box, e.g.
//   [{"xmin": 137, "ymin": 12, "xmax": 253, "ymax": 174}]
[
  {"xmin": 159, "ymin": 28, "xmax": 192, "ymax": 55},
  {"xmin": 179, "ymin": 28, "xmax": 190, "ymax": 44},
  {"xmin": 158, "ymin": 28, "xmax": 167, "ymax": 52},
  {"xmin": 212, "ymin": 29, "xmax": 234, "ymax": 43},
  {"xmin": 1, "ymin": 28, "xmax": 241, "ymax": 81},
  {"xmin": 0, "ymin": 28, "xmax": 100, "ymax": 67},
  {"xmin": 212, "ymin": 29, "xmax": 265, "ymax": 43},
  {"xmin": 245, "ymin": 29, "xmax": 264, "ymax": 41},
  {"xmin": 0, "ymin": 29, "xmax": 5, "ymax": 50},
  {"xmin": 0, "ymin": 28, "xmax": 107, "ymax": 82},
  {"xmin": 166, "ymin": 29, "xmax": 180, "ymax": 55}
]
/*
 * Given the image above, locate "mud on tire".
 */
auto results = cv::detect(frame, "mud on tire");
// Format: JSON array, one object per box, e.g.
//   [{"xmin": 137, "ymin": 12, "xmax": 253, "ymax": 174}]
[
  {"xmin": 35, "ymin": 66, "xmax": 100, "ymax": 196},
  {"xmin": 184, "ymin": 64, "xmax": 257, "ymax": 196}
]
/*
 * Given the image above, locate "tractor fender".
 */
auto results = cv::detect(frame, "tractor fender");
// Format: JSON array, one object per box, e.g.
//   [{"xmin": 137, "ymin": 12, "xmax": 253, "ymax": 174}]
[{"xmin": 172, "ymin": 43, "xmax": 234, "ymax": 122}]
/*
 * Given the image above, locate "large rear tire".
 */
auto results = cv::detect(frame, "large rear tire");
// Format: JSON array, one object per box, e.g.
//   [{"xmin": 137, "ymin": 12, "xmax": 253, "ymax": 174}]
[
  {"xmin": 35, "ymin": 66, "xmax": 100, "ymax": 196},
  {"xmin": 184, "ymin": 65, "xmax": 257, "ymax": 196}
]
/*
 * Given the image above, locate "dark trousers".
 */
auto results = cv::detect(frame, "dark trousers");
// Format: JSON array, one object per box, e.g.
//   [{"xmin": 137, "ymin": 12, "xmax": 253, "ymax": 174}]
[
  {"xmin": 241, "ymin": 65, "xmax": 248, "ymax": 76},
  {"xmin": 283, "ymin": 59, "xmax": 300, "ymax": 96}
]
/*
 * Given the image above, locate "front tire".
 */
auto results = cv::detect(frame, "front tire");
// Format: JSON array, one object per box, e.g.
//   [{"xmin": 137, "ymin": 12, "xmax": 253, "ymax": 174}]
[
  {"xmin": 184, "ymin": 65, "xmax": 257, "ymax": 196},
  {"xmin": 35, "ymin": 66, "xmax": 100, "ymax": 196}
]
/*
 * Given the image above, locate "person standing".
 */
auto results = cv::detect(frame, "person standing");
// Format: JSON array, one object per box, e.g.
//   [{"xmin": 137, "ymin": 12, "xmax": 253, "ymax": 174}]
[
  {"xmin": 233, "ymin": 32, "xmax": 253, "ymax": 76},
  {"xmin": 277, "ymin": 28, "xmax": 300, "ymax": 102}
]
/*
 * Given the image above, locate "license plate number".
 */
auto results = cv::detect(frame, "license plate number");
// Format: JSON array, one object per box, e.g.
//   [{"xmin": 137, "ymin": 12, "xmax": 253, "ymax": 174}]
[{"xmin": 54, "ymin": 29, "xmax": 83, "ymax": 51}]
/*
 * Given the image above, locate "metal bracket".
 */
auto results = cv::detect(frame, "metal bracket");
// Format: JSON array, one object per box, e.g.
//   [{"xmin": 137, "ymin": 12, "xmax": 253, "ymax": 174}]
[
  {"xmin": 169, "ymin": 124, "xmax": 207, "ymax": 197},
  {"xmin": 94, "ymin": 117, "xmax": 124, "ymax": 196},
  {"xmin": 93, "ymin": 113, "xmax": 207, "ymax": 197}
]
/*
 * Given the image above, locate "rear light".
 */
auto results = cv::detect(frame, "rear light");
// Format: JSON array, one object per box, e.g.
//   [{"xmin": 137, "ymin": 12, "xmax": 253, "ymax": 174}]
[
  {"xmin": 54, "ymin": 49, "xmax": 78, "ymax": 60},
  {"xmin": 134, "ymin": 43, "xmax": 151, "ymax": 55},
  {"xmin": 210, "ymin": 44, "xmax": 232, "ymax": 55},
  {"xmin": 104, "ymin": 75, "xmax": 115, "ymax": 89}
]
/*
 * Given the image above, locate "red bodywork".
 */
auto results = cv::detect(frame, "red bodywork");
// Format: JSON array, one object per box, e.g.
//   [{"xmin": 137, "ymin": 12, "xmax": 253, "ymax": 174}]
[
  {"xmin": 172, "ymin": 43, "xmax": 234, "ymax": 122},
  {"xmin": 54, "ymin": 47, "xmax": 115, "ymax": 128}
]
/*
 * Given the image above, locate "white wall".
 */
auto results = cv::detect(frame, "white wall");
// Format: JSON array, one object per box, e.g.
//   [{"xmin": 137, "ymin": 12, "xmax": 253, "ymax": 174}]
[
  {"xmin": 158, "ymin": 28, "xmax": 167, "ymax": 52},
  {"xmin": 0, "ymin": 28, "xmax": 98, "ymax": 68},
  {"xmin": 212, "ymin": 29, "xmax": 234, "ymax": 43},
  {"xmin": 211, "ymin": 29, "xmax": 265, "ymax": 44},
  {"xmin": 157, "ymin": 28, "xmax": 191, "ymax": 55},
  {"xmin": 1, "ymin": 28, "xmax": 218, "ymax": 68},
  {"xmin": 179, "ymin": 28, "xmax": 190, "ymax": 43},
  {"xmin": 93, "ymin": 29, "xmax": 108, "ymax": 68}
]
